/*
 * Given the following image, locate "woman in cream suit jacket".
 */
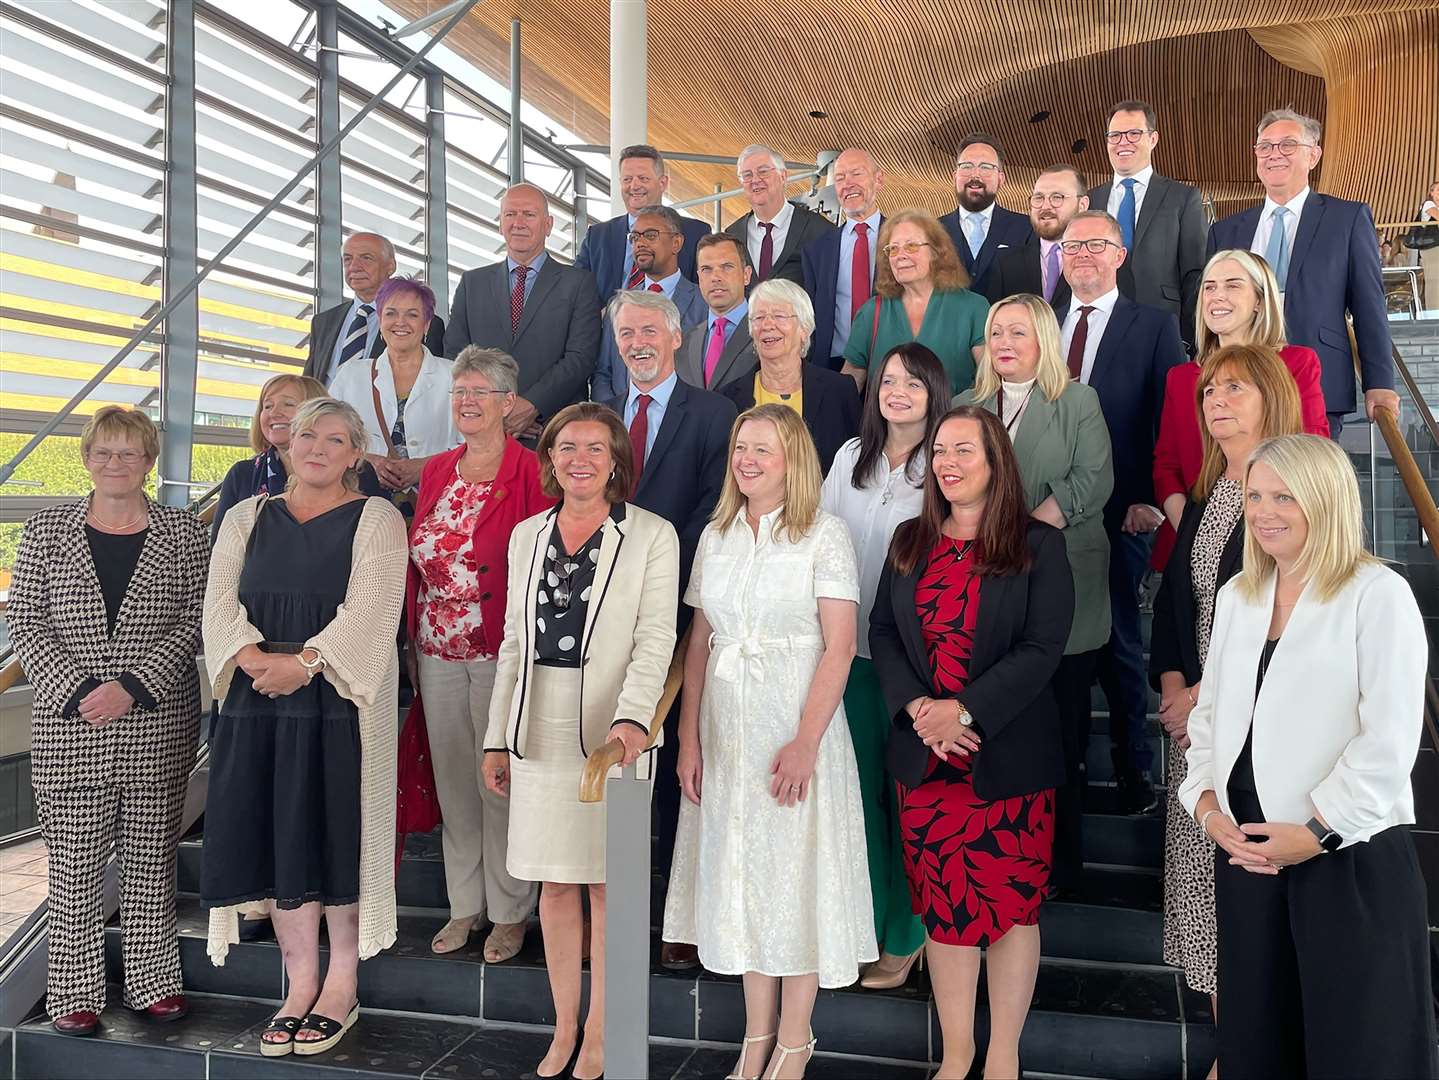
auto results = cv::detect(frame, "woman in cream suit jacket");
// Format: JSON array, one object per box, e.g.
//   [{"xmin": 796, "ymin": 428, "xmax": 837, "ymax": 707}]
[
  {"xmin": 482, "ymin": 402, "xmax": 678, "ymax": 1080},
  {"xmin": 1178, "ymin": 434, "xmax": 1435, "ymax": 1080}
]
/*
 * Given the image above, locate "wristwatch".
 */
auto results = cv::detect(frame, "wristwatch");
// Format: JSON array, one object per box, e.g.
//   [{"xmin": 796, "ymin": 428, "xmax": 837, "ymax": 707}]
[
  {"xmin": 955, "ymin": 702, "xmax": 974, "ymax": 728},
  {"xmin": 1304, "ymin": 816, "xmax": 1342, "ymax": 853}
]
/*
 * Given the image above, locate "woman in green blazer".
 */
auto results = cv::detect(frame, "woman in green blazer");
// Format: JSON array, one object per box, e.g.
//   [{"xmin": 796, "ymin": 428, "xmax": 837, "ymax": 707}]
[{"xmin": 955, "ymin": 292, "xmax": 1112, "ymax": 893}]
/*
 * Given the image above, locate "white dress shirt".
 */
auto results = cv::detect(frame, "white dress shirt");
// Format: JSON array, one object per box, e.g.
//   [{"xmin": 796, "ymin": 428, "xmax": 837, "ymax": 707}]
[
  {"xmin": 746, "ymin": 199, "xmax": 795, "ymax": 271},
  {"xmin": 1058, "ymin": 287, "xmax": 1121, "ymax": 385},
  {"xmin": 1106, "ymin": 164, "xmax": 1154, "ymax": 224},
  {"xmin": 1249, "ymin": 186, "xmax": 1311, "ymax": 271},
  {"xmin": 328, "ymin": 345, "xmax": 459, "ymax": 461},
  {"xmin": 833, "ymin": 211, "xmax": 882, "ymax": 358}
]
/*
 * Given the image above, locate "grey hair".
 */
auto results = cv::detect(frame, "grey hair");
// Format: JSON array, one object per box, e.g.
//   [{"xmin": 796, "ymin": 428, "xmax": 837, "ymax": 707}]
[
  {"xmin": 288, "ymin": 397, "xmax": 369, "ymax": 492},
  {"xmin": 346, "ymin": 231, "xmax": 395, "ymax": 265},
  {"xmin": 606, "ymin": 288, "xmax": 683, "ymax": 336},
  {"xmin": 1257, "ymin": 108, "xmax": 1322, "ymax": 145},
  {"xmin": 736, "ymin": 144, "xmax": 786, "ymax": 176},
  {"xmin": 631, "ymin": 204, "xmax": 686, "ymax": 234},
  {"xmin": 452, "ymin": 346, "xmax": 519, "ymax": 394},
  {"xmin": 748, "ymin": 278, "xmax": 815, "ymax": 355}
]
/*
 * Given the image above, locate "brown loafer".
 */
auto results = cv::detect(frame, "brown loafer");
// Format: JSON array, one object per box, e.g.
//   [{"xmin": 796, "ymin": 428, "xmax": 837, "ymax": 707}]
[
  {"xmin": 660, "ymin": 942, "xmax": 700, "ymax": 970},
  {"xmin": 53, "ymin": 1011, "xmax": 99, "ymax": 1036},
  {"xmin": 143, "ymin": 995, "xmax": 189, "ymax": 1022}
]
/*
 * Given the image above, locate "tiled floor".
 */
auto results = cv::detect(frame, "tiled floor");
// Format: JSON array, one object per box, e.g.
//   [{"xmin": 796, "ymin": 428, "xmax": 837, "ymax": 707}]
[{"xmin": 0, "ymin": 838, "xmax": 48, "ymax": 941}]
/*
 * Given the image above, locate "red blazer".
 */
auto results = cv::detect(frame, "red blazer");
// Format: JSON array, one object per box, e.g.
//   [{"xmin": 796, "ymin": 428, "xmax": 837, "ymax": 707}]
[
  {"xmin": 1151, "ymin": 343, "xmax": 1329, "ymax": 569},
  {"xmin": 404, "ymin": 439, "xmax": 556, "ymax": 654}
]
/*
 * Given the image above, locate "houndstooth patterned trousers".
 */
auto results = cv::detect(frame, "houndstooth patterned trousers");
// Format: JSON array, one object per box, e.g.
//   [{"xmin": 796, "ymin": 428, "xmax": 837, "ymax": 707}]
[{"xmin": 36, "ymin": 782, "xmax": 187, "ymax": 1017}]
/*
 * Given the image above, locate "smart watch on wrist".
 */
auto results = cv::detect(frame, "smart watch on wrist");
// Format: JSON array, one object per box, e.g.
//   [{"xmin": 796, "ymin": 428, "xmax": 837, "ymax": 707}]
[{"xmin": 1304, "ymin": 816, "xmax": 1342, "ymax": 853}]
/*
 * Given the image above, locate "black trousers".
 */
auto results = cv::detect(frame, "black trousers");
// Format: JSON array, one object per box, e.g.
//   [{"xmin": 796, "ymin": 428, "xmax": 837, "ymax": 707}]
[
  {"xmin": 1051, "ymin": 649, "xmax": 1100, "ymax": 891},
  {"xmin": 1096, "ymin": 527, "xmax": 1155, "ymax": 778},
  {"xmin": 1214, "ymin": 825, "xmax": 1438, "ymax": 1080}
]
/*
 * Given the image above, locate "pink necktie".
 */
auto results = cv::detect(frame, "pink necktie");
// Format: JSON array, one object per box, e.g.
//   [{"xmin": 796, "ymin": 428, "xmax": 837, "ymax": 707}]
[{"xmin": 703, "ymin": 317, "xmax": 728, "ymax": 387}]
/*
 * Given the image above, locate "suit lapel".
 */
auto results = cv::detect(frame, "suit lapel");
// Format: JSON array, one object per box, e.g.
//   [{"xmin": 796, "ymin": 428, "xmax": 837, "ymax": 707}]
[
  {"xmin": 1232, "ymin": 208, "xmax": 1262, "ymax": 249},
  {"xmin": 774, "ymin": 208, "xmax": 810, "ymax": 272},
  {"xmin": 718, "ymin": 322, "xmax": 755, "ymax": 387},
  {"xmin": 112, "ymin": 501, "xmax": 171, "ymax": 639},
  {"xmin": 487, "ymin": 263, "xmax": 513, "ymax": 346},
  {"xmin": 1288, "ymin": 194, "xmax": 1324, "ymax": 284},
  {"xmin": 638, "ymin": 383, "xmax": 687, "ymax": 498},
  {"xmin": 61, "ymin": 500, "xmax": 107, "ymax": 646},
  {"xmin": 891, "ymin": 566, "xmax": 928, "ymax": 680},
  {"xmin": 1091, "ymin": 298, "xmax": 1138, "ymax": 391},
  {"xmin": 513, "ymin": 258, "xmax": 560, "ymax": 342},
  {"xmin": 1010, "ymin": 390, "xmax": 1057, "ymax": 467},
  {"xmin": 1133, "ymin": 175, "xmax": 1169, "ymax": 248},
  {"xmin": 580, "ymin": 514, "xmax": 625, "ymax": 657}
]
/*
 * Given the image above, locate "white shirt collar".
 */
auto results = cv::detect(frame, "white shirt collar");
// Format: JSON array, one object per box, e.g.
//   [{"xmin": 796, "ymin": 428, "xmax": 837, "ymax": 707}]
[
  {"xmin": 1072, "ymin": 286, "xmax": 1121, "ymax": 315},
  {"xmin": 1263, "ymin": 185, "xmax": 1311, "ymax": 219},
  {"xmin": 1112, "ymin": 164, "xmax": 1154, "ymax": 190}
]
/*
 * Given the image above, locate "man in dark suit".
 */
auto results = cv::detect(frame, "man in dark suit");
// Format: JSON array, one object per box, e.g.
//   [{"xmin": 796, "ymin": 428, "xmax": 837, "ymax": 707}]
[
  {"xmin": 723, "ymin": 144, "xmax": 834, "ymax": 286},
  {"xmin": 801, "ymin": 147, "xmax": 884, "ymax": 369},
  {"xmin": 1060, "ymin": 210, "xmax": 1185, "ymax": 815},
  {"xmin": 678, "ymin": 233, "xmax": 758, "ymax": 391},
  {"xmin": 302, "ymin": 231, "xmax": 446, "ymax": 384},
  {"xmin": 603, "ymin": 289, "xmax": 735, "ymax": 970},
  {"xmin": 1088, "ymin": 100, "xmax": 1206, "ymax": 352},
  {"xmin": 445, "ymin": 183, "xmax": 601, "ymax": 441},
  {"xmin": 575, "ymin": 144, "xmax": 709, "ymax": 303},
  {"xmin": 938, "ymin": 133, "xmax": 1033, "ymax": 298},
  {"xmin": 987, "ymin": 164, "xmax": 1087, "ymax": 319},
  {"xmin": 593, "ymin": 206, "xmax": 709, "ymax": 400},
  {"xmin": 1208, "ymin": 108, "xmax": 1398, "ymax": 432}
]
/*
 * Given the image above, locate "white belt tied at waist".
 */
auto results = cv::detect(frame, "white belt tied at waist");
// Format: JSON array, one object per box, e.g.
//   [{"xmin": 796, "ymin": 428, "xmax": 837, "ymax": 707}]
[{"xmin": 708, "ymin": 632, "xmax": 824, "ymax": 684}]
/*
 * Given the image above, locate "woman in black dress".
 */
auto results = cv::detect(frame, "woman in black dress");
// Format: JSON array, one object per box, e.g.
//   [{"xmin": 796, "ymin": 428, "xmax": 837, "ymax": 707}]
[{"xmin": 201, "ymin": 398, "xmax": 408, "ymax": 1058}]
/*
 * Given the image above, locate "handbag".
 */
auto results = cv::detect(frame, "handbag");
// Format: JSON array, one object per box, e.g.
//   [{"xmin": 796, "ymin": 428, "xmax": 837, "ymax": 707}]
[
  {"xmin": 394, "ymin": 693, "xmax": 442, "ymax": 872},
  {"xmin": 1406, "ymin": 215, "xmax": 1439, "ymax": 251}
]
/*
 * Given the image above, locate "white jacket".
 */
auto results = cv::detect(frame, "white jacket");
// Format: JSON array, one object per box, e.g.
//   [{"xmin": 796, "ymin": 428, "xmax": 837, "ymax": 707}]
[{"xmin": 328, "ymin": 346, "xmax": 458, "ymax": 459}]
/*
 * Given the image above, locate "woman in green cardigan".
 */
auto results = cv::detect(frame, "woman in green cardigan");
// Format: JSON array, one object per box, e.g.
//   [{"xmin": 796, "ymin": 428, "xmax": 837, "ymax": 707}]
[
  {"xmin": 955, "ymin": 292, "xmax": 1113, "ymax": 895},
  {"xmin": 842, "ymin": 208, "xmax": 990, "ymax": 397}
]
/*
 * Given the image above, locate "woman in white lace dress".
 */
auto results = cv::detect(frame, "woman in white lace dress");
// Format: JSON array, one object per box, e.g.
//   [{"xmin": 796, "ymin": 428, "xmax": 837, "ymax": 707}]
[{"xmin": 663, "ymin": 404, "xmax": 877, "ymax": 1080}]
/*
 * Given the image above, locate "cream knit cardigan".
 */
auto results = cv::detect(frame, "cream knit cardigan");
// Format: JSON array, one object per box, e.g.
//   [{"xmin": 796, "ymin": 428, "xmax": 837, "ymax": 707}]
[{"xmin": 201, "ymin": 494, "xmax": 408, "ymax": 965}]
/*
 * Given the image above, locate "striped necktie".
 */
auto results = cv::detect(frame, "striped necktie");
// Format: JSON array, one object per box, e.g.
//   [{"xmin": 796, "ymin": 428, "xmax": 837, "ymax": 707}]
[{"xmin": 336, "ymin": 303, "xmax": 373, "ymax": 373}]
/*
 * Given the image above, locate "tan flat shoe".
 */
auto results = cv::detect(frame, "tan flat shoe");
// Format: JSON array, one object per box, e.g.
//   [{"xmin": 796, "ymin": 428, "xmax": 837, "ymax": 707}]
[
  {"xmin": 430, "ymin": 916, "xmax": 479, "ymax": 955},
  {"xmin": 483, "ymin": 920, "xmax": 527, "ymax": 963}
]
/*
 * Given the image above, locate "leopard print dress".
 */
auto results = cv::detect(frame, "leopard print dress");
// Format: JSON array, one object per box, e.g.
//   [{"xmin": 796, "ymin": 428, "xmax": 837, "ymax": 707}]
[{"xmin": 1161, "ymin": 477, "xmax": 1243, "ymax": 994}]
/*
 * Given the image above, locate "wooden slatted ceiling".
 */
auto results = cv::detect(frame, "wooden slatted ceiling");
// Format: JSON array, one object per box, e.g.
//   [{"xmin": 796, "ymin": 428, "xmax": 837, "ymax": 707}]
[{"xmin": 391, "ymin": 0, "xmax": 1437, "ymax": 228}]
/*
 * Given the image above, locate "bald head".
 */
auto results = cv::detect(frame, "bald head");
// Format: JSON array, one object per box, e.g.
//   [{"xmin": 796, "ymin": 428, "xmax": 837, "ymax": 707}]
[
  {"xmin": 499, "ymin": 183, "xmax": 554, "ymax": 265},
  {"xmin": 833, "ymin": 148, "xmax": 883, "ymax": 221},
  {"xmin": 342, "ymin": 232, "xmax": 396, "ymax": 302}
]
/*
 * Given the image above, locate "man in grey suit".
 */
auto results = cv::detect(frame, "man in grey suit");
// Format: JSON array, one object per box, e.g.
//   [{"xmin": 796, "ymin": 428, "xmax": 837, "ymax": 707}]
[
  {"xmin": 677, "ymin": 233, "xmax": 759, "ymax": 392},
  {"xmin": 445, "ymin": 183, "xmax": 601, "ymax": 440},
  {"xmin": 723, "ymin": 144, "xmax": 834, "ymax": 286},
  {"xmin": 1089, "ymin": 100, "xmax": 1206, "ymax": 351}
]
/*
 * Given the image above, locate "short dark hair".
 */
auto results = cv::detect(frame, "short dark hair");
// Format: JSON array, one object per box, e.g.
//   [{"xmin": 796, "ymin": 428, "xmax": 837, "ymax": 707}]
[
  {"xmin": 956, "ymin": 132, "xmax": 1005, "ymax": 169},
  {"xmin": 618, "ymin": 144, "xmax": 666, "ymax": 175},
  {"xmin": 537, "ymin": 402, "xmax": 634, "ymax": 504},
  {"xmin": 632, "ymin": 204, "xmax": 685, "ymax": 235},
  {"xmin": 1038, "ymin": 163, "xmax": 1088, "ymax": 194},
  {"xmin": 1108, "ymin": 99, "xmax": 1157, "ymax": 131},
  {"xmin": 695, "ymin": 232, "xmax": 752, "ymax": 271}
]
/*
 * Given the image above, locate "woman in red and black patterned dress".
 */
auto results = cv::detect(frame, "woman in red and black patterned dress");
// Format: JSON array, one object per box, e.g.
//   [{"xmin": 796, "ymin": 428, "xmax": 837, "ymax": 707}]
[{"xmin": 870, "ymin": 406, "xmax": 1074, "ymax": 1080}]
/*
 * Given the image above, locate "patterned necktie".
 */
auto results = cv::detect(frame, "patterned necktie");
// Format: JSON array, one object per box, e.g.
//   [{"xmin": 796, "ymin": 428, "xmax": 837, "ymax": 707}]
[
  {"xmin": 850, "ymin": 222, "xmax": 872, "ymax": 319},
  {"xmin": 510, "ymin": 264, "xmax": 529, "ymax": 335},
  {"xmin": 628, "ymin": 393, "xmax": 652, "ymax": 495},
  {"xmin": 648, "ymin": 281, "xmax": 663, "ymax": 293},
  {"xmin": 758, "ymin": 222, "xmax": 775, "ymax": 279},
  {"xmin": 1118, "ymin": 178, "xmax": 1138, "ymax": 250},
  {"xmin": 1043, "ymin": 243, "xmax": 1062, "ymax": 302},
  {"xmin": 703, "ymin": 318, "xmax": 728, "ymax": 387},
  {"xmin": 966, "ymin": 213, "xmax": 986, "ymax": 258},
  {"xmin": 1067, "ymin": 305, "xmax": 1095, "ymax": 381},
  {"xmin": 1265, "ymin": 206, "xmax": 1291, "ymax": 289},
  {"xmin": 336, "ymin": 303, "xmax": 373, "ymax": 374},
  {"xmin": 626, "ymin": 259, "xmax": 644, "ymax": 290}
]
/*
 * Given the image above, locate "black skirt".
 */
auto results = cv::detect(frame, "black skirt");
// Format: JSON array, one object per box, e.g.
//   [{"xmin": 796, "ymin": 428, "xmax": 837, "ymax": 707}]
[{"xmin": 201, "ymin": 499, "xmax": 366, "ymax": 909}]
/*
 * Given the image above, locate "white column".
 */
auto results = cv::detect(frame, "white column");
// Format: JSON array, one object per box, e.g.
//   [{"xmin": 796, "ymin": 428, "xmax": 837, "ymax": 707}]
[{"xmin": 608, "ymin": 0, "xmax": 647, "ymax": 217}]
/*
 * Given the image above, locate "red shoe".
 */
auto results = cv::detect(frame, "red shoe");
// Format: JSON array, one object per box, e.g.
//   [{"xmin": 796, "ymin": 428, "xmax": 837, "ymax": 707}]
[
  {"xmin": 52, "ymin": 1011, "xmax": 99, "ymax": 1036},
  {"xmin": 142, "ymin": 995, "xmax": 189, "ymax": 1022}
]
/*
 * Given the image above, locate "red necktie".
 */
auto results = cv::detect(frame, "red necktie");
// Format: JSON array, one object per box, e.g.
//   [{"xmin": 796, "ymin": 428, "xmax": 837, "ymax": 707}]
[
  {"xmin": 703, "ymin": 317, "xmax": 728, "ymax": 387},
  {"xmin": 628, "ymin": 393, "xmax": 651, "ymax": 496},
  {"xmin": 626, "ymin": 261, "xmax": 644, "ymax": 290},
  {"xmin": 1066, "ymin": 305, "xmax": 1095, "ymax": 381},
  {"xmin": 510, "ymin": 264, "xmax": 529, "ymax": 336},
  {"xmin": 850, "ymin": 222, "xmax": 871, "ymax": 319},
  {"xmin": 648, "ymin": 282, "xmax": 663, "ymax": 293},
  {"xmin": 758, "ymin": 221, "xmax": 775, "ymax": 279}
]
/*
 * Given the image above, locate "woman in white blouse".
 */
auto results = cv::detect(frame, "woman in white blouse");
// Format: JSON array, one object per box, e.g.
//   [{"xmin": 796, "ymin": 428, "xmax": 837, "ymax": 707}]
[
  {"xmin": 664, "ymin": 404, "xmax": 877, "ymax": 1080},
  {"xmin": 818, "ymin": 342, "xmax": 948, "ymax": 991},
  {"xmin": 329, "ymin": 276, "xmax": 458, "ymax": 496},
  {"xmin": 1179, "ymin": 434, "xmax": 1435, "ymax": 1079}
]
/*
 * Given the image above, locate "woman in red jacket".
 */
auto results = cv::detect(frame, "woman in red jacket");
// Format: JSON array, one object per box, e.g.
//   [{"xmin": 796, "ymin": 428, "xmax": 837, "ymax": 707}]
[
  {"xmin": 1152, "ymin": 249, "xmax": 1328, "ymax": 569},
  {"xmin": 404, "ymin": 346, "xmax": 555, "ymax": 958}
]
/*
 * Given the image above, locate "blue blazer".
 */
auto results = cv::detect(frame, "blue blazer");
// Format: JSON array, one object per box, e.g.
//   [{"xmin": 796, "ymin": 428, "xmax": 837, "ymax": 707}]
[
  {"xmin": 591, "ymin": 276, "xmax": 709, "ymax": 402},
  {"xmin": 801, "ymin": 217, "xmax": 882, "ymax": 368},
  {"xmin": 1085, "ymin": 295, "xmax": 1186, "ymax": 518},
  {"xmin": 576, "ymin": 213, "xmax": 712, "ymax": 303},
  {"xmin": 940, "ymin": 204, "xmax": 1033, "ymax": 299},
  {"xmin": 1207, "ymin": 194, "xmax": 1393, "ymax": 413}
]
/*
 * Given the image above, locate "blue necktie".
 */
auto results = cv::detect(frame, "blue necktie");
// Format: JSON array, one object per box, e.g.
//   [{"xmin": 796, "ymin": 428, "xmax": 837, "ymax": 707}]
[
  {"xmin": 1265, "ymin": 206, "xmax": 1291, "ymax": 289},
  {"xmin": 335, "ymin": 303, "xmax": 373, "ymax": 376},
  {"xmin": 1118, "ymin": 178, "xmax": 1137, "ymax": 250},
  {"xmin": 966, "ymin": 214, "xmax": 986, "ymax": 259}
]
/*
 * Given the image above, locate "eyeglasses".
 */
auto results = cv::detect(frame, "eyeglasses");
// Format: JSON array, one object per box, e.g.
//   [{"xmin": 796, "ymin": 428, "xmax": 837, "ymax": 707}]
[
  {"xmin": 450, "ymin": 387, "xmax": 512, "ymax": 401},
  {"xmin": 750, "ymin": 312, "xmax": 797, "ymax": 326},
  {"xmin": 1029, "ymin": 192, "xmax": 1075, "ymax": 208},
  {"xmin": 1253, "ymin": 138, "xmax": 1315, "ymax": 157},
  {"xmin": 738, "ymin": 166, "xmax": 777, "ymax": 183},
  {"xmin": 882, "ymin": 241, "xmax": 931, "ymax": 256},
  {"xmin": 550, "ymin": 554, "xmax": 583, "ymax": 611},
  {"xmin": 627, "ymin": 229, "xmax": 677, "ymax": 244},
  {"xmin": 955, "ymin": 161, "xmax": 999, "ymax": 174},
  {"xmin": 87, "ymin": 448, "xmax": 146, "ymax": 465},
  {"xmin": 1059, "ymin": 238, "xmax": 1123, "ymax": 255},
  {"xmin": 1105, "ymin": 128, "xmax": 1152, "ymax": 144}
]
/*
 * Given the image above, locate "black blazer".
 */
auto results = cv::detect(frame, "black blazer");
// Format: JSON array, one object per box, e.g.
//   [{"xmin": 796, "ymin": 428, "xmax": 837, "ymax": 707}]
[
  {"xmin": 985, "ymin": 232, "xmax": 1072, "ymax": 320},
  {"xmin": 939, "ymin": 203, "xmax": 1033, "ymax": 298},
  {"xmin": 1148, "ymin": 495, "xmax": 1244, "ymax": 690},
  {"xmin": 724, "ymin": 204, "xmax": 836, "ymax": 286},
  {"xmin": 302, "ymin": 300, "xmax": 446, "ymax": 383},
  {"xmin": 719, "ymin": 362, "xmax": 861, "ymax": 476},
  {"xmin": 868, "ymin": 521, "xmax": 1073, "ymax": 800}
]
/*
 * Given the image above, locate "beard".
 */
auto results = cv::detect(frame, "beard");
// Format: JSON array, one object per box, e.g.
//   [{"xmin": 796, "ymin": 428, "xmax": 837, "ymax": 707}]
[
  {"xmin": 1034, "ymin": 213, "xmax": 1067, "ymax": 240},
  {"xmin": 958, "ymin": 185, "xmax": 996, "ymax": 212}
]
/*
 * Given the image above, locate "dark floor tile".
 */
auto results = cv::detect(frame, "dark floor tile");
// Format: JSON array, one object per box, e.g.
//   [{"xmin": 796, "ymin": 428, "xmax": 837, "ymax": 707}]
[
  {"xmin": 670, "ymin": 1046, "xmax": 737, "ymax": 1079},
  {"xmin": 0, "ymin": 1029, "xmax": 11, "ymax": 1080},
  {"xmin": 675, "ymin": 1046, "xmax": 927, "ymax": 1079},
  {"xmin": 402, "ymin": 830, "xmax": 443, "ymax": 861},
  {"xmin": 354, "ymin": 914, "xmax": 483, "ymax": 1017},
  {"xmin": 1022, "ymin": 1010, "xmax": 1181, "ymax": 1079},
  {"xmin": 175, "ymin": 841, "xmax": 202, "ymax": 896},
  {"xmin": 649, "ymin": 972, "xmax": 697, "ymax": 1040},
  {"xmin": 1083, "ymin": 813, "xmax": 1163, "ymax": 868},
  {"xmin": 397, "ymin": 859, "xmax": 449, "ymax": 910},
  {"xmin": 212, "ymin": 1010, "xmax": 473, "ymax": 1079},
  {"xmin": 811, "ymin": 982, "xmax": 929, "ymax": 1062},
  {"xmin": 693, "ymin": 974, "xmax": 744, "ymax": 1043},
  {"xmin": 1040, "ymin": 902, "xmax": 1163, "ymax": 965},
  {"xmin": 1026, "ymin": 961, "xmax": 1181, "ymax": 1022},
  {"xmin": 1076, "ymin": 865, "xmax": 1162, "ymax": 910},
  {"xmin": 647, "ymin": 1041, "xmax": 698, "ymax": 1079},
  {"xmin": 482, "ymin": 962, "xmax": 588, "ymax": 1026},
  {"xmin": 421, "ymin": 1027, "xmax": 550, "ymax": 1078}
]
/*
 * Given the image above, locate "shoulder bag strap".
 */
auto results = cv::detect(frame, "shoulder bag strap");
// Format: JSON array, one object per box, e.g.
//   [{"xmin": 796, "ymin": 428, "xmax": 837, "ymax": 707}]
[{"xmin": 370, "ymin": 356, "xmax": 397, "ymax": 457}]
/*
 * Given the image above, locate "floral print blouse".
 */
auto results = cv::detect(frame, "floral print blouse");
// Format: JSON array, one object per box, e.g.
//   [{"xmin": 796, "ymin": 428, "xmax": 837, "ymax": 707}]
[{"xmin": 410, "ymin": 473, "xmax": 494, "ymax": 661}]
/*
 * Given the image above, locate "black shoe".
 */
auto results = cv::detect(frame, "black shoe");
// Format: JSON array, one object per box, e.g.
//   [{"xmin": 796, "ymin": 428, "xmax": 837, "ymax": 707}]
[{"xmin": 1119, "ymin": 773, "xmax": 1159, "ymax": 815}]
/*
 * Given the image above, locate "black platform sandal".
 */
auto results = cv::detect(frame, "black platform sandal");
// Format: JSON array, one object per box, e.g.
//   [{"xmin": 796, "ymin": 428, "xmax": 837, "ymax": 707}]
[
  {"xmin": 292, "ymin": 1002, "xmax": 360, "ymax": 1056},
  {"xmin": 259, "ymin": 1014, "xmax": 303, "ymax": 1057}
]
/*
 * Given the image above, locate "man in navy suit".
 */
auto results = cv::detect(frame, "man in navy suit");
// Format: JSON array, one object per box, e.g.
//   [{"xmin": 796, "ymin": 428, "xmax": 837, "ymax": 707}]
[
  {"xmin": 987, "ymin": 164, "xmax": 1086, "ymax": 319},
  {"xmin": 939, "ymin": 133, "xmax": 1033, "ymax": 298},
  {"xmin": 801, "ymin": 147, "xmax": 884, "ymax": 369},
  {"xmin": 1208, "ymin": 109, "xmax": 1398, "ymax": 432},
  {"xmin": 575, "ymin": 144, "xmax": 709, "ymax": 303},
  {"xmin": 592, "ymin": 205, "xmax": 709, "ymax": 400},
  {"xmin": 1060, "ymin": 210, "xmax": 1185, "ymax": 817},
  {"xmin": 603, "ymin": 289, "xmax": 735, "ymax": 970}
]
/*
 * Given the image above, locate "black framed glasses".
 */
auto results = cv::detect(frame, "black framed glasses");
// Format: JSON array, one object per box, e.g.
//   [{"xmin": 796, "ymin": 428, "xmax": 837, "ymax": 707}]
[
  {"xmin": 1253, "ymin": 138, "xmax": 1315, "ymax": 157},
  {"xmin": 1059, "ymin": 238, "xmax": 1122, "ymax": 255},
  {"xmin": 1105, "ymin": 128, "xmax": 1152, "ymax": 144},
  {"xmin": 626, "ymin": 228, "xmax": 678, "ymax": 244},
  {"xmin": 550, "ymin": 555, "xmax": 582, "ymax": 611}
]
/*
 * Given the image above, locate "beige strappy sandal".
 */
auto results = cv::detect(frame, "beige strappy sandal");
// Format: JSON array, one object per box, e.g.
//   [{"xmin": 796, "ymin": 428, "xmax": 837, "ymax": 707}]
[
  {"xmin": 727, "ymin": 1032, "xmax": 776, "ymax": 1080},
  {"xmin": 482, "ymin": 920, "xmax": 527, "ymax": 963},
  {"xmin": 763, "ymin": 1030, "xmax": 817, "ymax": 1079},
  {"xmin": 430, "ymin": 916, "xmax": 479, "ymax": 954}
]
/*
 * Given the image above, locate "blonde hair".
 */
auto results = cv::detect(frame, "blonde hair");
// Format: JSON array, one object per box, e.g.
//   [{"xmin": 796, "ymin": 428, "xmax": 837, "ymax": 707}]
[
  {"xmin": 1194, "ymin": 249, "xmax": 1286, "ymax": 359},
  {"xmin": 80, "ymin": 405, "xmax": 159, "ymax": 462},
  {"xmin": 1236, "ymin": 434, "xmax": 1378, "ymax": 603},
  {"xmin": 287, "ymin": 397, "xmax": 369, "ymax": 492},
  {"xmin": 249, "ymin": 373, "xmax": 328, "ymax": 453},
  {"xmin": 711, "ymin": 404, "xmax": 822, "ymax": 543},
  {"xmin": 972, "ymin": 294, "xmax": 1071, "ymax": 403},
  {"xmin": 874, "ymin": 209, "xmax": 970, "ymax": 297},
  {"xmin": 1193, "ymin": 344, "xmax": 1304, "ymax": 500}
]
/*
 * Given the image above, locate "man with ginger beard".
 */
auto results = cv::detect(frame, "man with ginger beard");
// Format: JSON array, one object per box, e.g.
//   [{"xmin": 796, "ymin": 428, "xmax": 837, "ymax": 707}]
[
  {"xmin": 938, "ymin": 133, "xmax": 1033, "ymax": 298},
  {"xmin": 986, "ymin": 164, "xmax": 1086, "ymax": 318},
  {"xmin": 802, "ymin": 148, "xmax": 885, "ymax": 369}
]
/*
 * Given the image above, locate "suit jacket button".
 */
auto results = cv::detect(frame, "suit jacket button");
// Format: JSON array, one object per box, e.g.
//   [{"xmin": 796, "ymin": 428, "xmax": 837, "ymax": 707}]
[
  {"xmin": 479, "ymin": 565, "xmax": 489, "ymax": 574},
  {"xmin": 481, "ymin": 592, "xmax": 492, "ymax": 601}
]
